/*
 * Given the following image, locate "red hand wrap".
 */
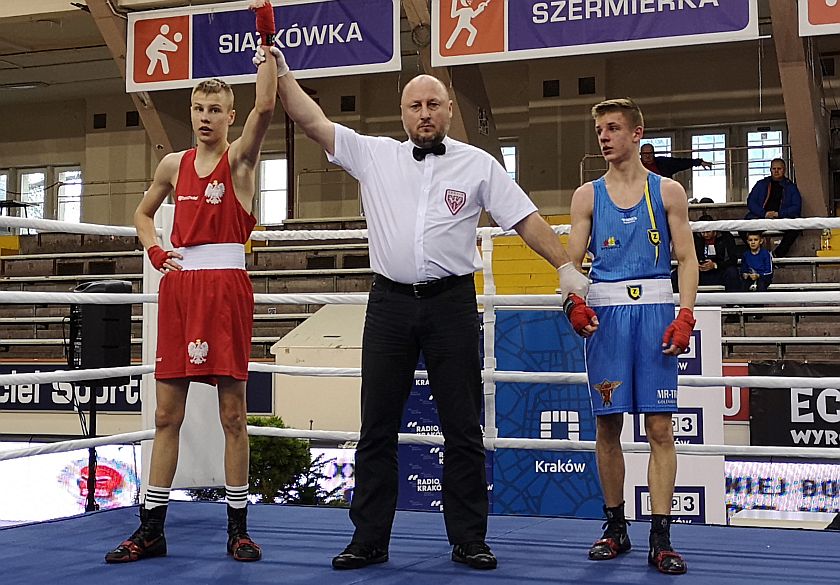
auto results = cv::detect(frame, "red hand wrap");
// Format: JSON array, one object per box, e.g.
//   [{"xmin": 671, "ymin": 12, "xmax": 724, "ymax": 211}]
[
  {"xmin": 147, "ymin": 245, "xmax": 169, "ymax": 271},
  {"xmin": 563, "ymin": 293, "xmax": 596, "ymax": 336},
  {"xmin": 662, "ymin": 308, "xmax": 696, "ymax": 352},
  {"xmin": 253, "ymin": 2, "xmax": 276, "ymax": 45}
]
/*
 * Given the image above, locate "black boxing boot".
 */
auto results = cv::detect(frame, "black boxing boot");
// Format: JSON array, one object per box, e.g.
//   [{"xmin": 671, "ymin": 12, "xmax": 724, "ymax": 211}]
[
  {"xmin": 588, "ymin": 502, "xmax": 631, "ymax": 560},
  {"xmin": 227, "ymin": 505, "xmax": 262, "ymax": 562},
  {"xmin": 648, "ymin": 515, "xmax": 687, "ymax": 574},
  {"xmin": 105, "ymin": 505, "xmax": 167, "ymax": 563}
]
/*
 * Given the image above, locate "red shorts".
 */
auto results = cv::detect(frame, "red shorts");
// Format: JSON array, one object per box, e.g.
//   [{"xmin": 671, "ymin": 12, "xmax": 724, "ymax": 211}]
[{"xmin": 155, "ymin": 269, "xmax": 253, "ymax": 382}]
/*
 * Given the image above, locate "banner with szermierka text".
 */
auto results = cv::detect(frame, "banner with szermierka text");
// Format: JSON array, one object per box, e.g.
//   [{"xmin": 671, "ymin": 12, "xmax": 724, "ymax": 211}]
[
  {"xmin": 432, "ymin": 0, "xmax": 758, "ymax": 67},
  {"xmin": 126, "ymin": 0, "xmax": 400, "ymax": 92}
]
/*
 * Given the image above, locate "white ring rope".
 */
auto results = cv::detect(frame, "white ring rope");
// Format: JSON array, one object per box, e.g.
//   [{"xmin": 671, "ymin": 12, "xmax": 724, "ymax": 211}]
[
  {"xmin": 0, "ymin": 216, "xmax": 138, "ymax": 237},
  {"xmin": 0, "ymin": 291, "xmax": 156, "ymax": 305},
  {"xmin": 2, "ymin": 427, "xmax": 839, "ymax": 463},
  {"xmin": 0, "ymin": 361, "xmax": 836, "ymax": 390},
  {"xmin": 0, "ymin": 365, "xmax": 151, "ymax": 386},
  {"xmin": 0, "ymin": 290, "xmax": 834, "ymax": 310},
  {"xmin": 0, "ymin": 431, "xmax": 154, "ymax": 462},
  {"xmin": 250, "ymin": 229, "xmax": 368, "ymax": 241},
  {"xmin": 0, "ymin": 214, "xmax": 838, "ymax": 239},
  {"xmin": 0, "ymin": 290, "xmax": 836, "ymax": 307}
]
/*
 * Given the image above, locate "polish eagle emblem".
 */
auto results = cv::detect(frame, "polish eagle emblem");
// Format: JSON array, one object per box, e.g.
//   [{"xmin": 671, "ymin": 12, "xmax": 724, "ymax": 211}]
[
  {"xmin": 204, "ymin": 180, "xmax": 225, "ymax": 205},
  {"xmin": 188, "ymin": 339, "xmax": 209, "ymax": 365}
]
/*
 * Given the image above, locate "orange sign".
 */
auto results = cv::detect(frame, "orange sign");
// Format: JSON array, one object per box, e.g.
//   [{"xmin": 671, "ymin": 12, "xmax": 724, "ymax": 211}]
[
  {"xmin": 132, "ymin": 16, "xmax": 190, "ymax": 84},
  {"xmin": 439, "ymin": 0, "xmax": 504, "ymax": 57},
  {"xmin": 808, "ymin": 0, "xmax": 840, "ymax": 25}
]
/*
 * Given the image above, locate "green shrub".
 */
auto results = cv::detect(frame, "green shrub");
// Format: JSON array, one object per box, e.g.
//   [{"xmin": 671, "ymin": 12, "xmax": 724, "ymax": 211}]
[
  {"xmin": 248, "ymin": 416, "xmax": 312, "ymax": 503},
  {"xmin": 187, "ymin": 415, "xmax": 310, "ymax": 503}
]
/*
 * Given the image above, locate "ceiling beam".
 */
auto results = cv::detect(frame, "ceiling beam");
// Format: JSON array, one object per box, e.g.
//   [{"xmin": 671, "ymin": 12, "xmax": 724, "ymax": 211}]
[
  {"xmin": 85, "ymin": 0, "xmax": 174, "ymax": 157},
  {"xmin": 402, "ymin": 0, "xmax": 503, "ymax": 163},
  {"xmin": 769, "ymin": 0, "xmax": 830, "ymax": 216}
]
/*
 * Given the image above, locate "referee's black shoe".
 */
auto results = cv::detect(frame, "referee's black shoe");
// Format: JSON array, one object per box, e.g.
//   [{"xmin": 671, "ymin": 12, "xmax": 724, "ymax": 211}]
[
  {"xmin": 452, "ymin": 541, "xmax": 497, "ymax": 570},
  {"xmin": 331, "ymin": 542, "xmax": 388, "ymax": 570}
]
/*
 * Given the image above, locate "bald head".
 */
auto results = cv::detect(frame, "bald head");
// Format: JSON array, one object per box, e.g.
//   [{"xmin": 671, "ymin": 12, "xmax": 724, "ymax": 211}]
[
  {"xmin": 402, "ymin": 75, "xmax": 450, "ymax": 102},
  {"xmin": 400, "ymin": 75, "xmax": 452, "ymax": 147}
]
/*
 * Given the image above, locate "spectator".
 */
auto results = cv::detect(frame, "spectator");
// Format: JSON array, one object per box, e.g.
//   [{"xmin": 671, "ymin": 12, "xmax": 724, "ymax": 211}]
[
  {"xmin": 640, "ymin": 143, "xmax": 711, "ymax": 178},
  {"xmin": 744, "ymin": 158, "xmax": 802, "ymax": 258},
  {"xmin": 673, "ymin": 213, "xmax": 739, "ymax": 292},
  {"xmin": 740, "ymin": 232, "xmax": 773, "ymax": 292}
]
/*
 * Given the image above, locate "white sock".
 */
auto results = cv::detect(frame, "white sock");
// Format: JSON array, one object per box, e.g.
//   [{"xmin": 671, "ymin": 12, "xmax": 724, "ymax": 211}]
[
  {"xmin": 225, "ymin": 484, "xmax": 249, "ymax": 509},
  {"xmin": 144, "ymin": 485, "xmax": 171, "ymax": 510}
]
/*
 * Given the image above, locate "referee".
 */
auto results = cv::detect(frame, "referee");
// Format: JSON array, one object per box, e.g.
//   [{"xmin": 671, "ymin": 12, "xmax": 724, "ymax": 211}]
[{"xmin": 264, "ymin": 48, "xmax": 595, "ymax": 570}]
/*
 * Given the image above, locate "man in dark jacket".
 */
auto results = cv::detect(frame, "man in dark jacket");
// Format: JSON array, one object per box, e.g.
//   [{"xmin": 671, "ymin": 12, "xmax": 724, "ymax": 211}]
[
  {"xmin": 640, "ymin": 143, "xmax": 711, "ymax": 178},
  {"xmin": 744, "ymin": 158, "xmax": 802, "ymax": 257},
  {"xmin": 672, "ymin": 213, "xmax": 739, "ymax": 292}
]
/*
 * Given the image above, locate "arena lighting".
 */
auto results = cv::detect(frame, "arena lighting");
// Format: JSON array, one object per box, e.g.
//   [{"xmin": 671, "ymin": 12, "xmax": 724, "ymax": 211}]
[{"xmin": 0, "ymin": 82, "xmax": 49, "ymax": 91}]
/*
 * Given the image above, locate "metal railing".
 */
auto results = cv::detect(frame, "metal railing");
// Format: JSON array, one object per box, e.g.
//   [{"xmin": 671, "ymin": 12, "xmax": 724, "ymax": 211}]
[{"xmin": 579, "ymin": 144, "xmax": 793, "ymax": 202}]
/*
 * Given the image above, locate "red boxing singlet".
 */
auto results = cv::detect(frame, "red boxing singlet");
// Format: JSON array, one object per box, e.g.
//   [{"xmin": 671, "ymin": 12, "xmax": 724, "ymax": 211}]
[{"xmin": 171, "ymin": 148, "xmax": 256, "ymax": 246}]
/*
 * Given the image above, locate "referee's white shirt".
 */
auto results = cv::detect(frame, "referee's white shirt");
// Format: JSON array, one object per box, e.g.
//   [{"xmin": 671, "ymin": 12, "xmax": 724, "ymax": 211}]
[{"xmin": 327, "ymin": 124, "xmax": 537, "ymax": 285}]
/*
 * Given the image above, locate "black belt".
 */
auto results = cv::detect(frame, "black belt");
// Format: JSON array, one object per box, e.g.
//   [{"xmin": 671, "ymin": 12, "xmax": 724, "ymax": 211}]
[{"xmin": 374, "ymin": 273, "xmax": 473, "ymax": 299}]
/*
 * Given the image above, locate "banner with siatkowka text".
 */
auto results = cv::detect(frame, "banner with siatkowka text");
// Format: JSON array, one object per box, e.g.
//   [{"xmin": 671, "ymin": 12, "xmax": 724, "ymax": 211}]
[
  {"xmin": 749, "ymin": 360, "xmax": 840, "ymax": 449},
  {"xmin": 126, "ymin": 0, "xmax": 400, "ymax": 92}
]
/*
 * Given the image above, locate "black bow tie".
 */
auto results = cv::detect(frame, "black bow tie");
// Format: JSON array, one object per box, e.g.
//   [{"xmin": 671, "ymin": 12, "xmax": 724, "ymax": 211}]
[{"xmin": 413, "ymin": 143, "xmax": 446, "ymax": 161}]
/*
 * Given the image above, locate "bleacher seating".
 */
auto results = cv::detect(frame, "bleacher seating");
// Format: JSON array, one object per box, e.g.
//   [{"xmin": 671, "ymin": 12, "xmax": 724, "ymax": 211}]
[{"xmin": 0, "ymin": 223, "xmax": 372, "ymax": 360}]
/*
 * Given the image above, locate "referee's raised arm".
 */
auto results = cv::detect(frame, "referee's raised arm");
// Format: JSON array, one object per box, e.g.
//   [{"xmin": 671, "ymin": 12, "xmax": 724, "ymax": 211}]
[{"xmin": 272, "ymin": 50, "xmax": 336, "ymax": 155}]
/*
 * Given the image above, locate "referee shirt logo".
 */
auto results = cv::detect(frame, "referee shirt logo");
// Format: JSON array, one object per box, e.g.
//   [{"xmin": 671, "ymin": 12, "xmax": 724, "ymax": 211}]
[{"xmin": 445, "ymin": 189, "xmax": 466, "ymax": 215}]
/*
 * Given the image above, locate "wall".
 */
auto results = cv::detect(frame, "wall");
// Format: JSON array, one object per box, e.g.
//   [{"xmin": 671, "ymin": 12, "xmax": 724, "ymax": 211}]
[{"xmin": 0, "ymin": 10, "xmax": 831, "ymax": 222}]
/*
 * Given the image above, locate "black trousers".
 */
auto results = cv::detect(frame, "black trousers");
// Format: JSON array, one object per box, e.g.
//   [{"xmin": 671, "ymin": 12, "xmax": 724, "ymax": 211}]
[{"xmin": 349, "ymin": 274, "xmax": 487, "ymax": 547}]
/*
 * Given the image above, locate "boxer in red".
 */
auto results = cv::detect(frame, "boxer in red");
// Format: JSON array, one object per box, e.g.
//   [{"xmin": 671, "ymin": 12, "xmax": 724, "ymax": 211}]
[{"xmin": 105, "ymin": 0, "xmax": 278, "ymax": 564}]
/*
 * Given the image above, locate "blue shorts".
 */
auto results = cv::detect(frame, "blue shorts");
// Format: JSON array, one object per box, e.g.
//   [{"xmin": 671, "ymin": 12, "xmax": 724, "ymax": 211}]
[{"xmin": 585, "ymin": 302, "xmax": 678, "ymax": 415}]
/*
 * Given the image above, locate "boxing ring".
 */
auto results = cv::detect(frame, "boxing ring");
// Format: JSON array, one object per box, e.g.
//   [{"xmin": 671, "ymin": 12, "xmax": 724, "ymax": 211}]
[{"xmin": 0, "ymin": 214, "xmax": 839, "ymax": 584}]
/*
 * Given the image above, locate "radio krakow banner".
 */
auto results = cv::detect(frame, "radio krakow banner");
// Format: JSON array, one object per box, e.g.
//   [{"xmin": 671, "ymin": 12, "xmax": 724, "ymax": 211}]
[
  {"xmin": 799, "ymin": 0, "xmax": 840, "ymax": 37},
  {"xmin": 432, "ymin": 0, "xmax": 758, "ymax": 67},
  {"xmin": 127, "ymin": 0, "xmax": 400, "ymax": 92},
  {"xmin": 750, "ymin": 361, "xmax": 840, "ymax": 448}
]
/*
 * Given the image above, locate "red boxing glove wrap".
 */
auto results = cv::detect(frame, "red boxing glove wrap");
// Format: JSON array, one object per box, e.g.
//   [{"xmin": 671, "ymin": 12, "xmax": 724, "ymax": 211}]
[
  {"xmin": 147, "ymin": 245, "xmax": 169, "ymax": 271},
  {"xmin": 253, "ymin": 2, "xmax": 276, "ymax": 46},
  {"xmin": 662, "ymin": 308, "xmax": 696, "ymax": 353},
  {"xmin": 563, "ymin": 293, "xmax": 596, "ymax": 336}
]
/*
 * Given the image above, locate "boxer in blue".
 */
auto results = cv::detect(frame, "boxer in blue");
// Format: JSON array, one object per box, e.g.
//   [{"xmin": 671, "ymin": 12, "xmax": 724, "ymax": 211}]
[{"xmin": 565, "ymin": 98, "xmax": 698, "ymax": 575}]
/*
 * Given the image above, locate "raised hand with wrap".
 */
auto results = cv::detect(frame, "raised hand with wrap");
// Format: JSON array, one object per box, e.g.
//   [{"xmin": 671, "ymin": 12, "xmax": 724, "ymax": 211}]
[
  {"xmin": 661, "ymin": 307, "xmax": 696, "ymax": 355},
  {"xmin": 250, "ymin": 1, "xmax": 276, "ymax": 46}
]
